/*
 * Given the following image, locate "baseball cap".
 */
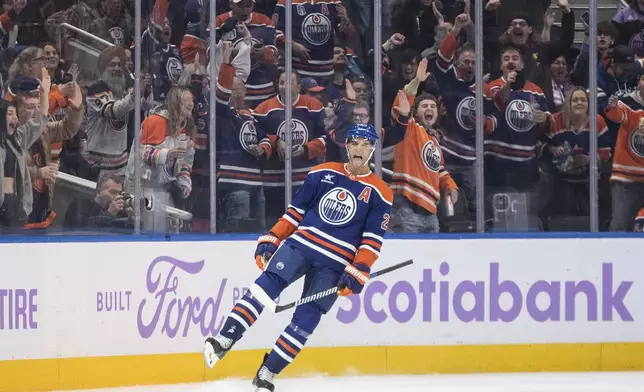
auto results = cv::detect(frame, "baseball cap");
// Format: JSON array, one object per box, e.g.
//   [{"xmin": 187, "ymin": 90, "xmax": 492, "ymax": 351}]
[
  {"xmin": 612, "ymin": 45, "xmax": 635, "ymax": 64},
  {"xmin": 301, "ymin": 77, "xmax": 325, "ymax": 92}
]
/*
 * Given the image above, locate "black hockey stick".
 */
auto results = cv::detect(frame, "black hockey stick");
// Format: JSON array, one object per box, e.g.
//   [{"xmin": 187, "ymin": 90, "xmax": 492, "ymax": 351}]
[{"xmin": 270, "ymin": 259, "xmax": 414, "ymax": 313}]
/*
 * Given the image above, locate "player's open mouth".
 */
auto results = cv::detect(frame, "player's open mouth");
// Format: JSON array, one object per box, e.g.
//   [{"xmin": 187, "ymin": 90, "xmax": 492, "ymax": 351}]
[{"xmin": 424, "ymin": 113, "xmax": 434, "ymax": 122}]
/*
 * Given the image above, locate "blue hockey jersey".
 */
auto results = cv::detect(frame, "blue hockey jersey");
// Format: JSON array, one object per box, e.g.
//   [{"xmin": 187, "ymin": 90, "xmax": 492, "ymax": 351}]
[
  {"xmin": 485, "ymin": 79, "xmax": 550, "ymax": 169},
  {"xmin": 433, "ymin": 32, "xmax": 500, "ymax": 166},
  {"xmin": 214, "ymin": 64, "xmax": 273, "ymax": 191},
  {"xmin": 214, "ymin": 12, "xmax": 278, "ymax": 108},
  {"xmin": 272, "ymin": 0, "xmax": 345, "ymax": 79},
  {"xmin": 253, "ymin": 94, "xmax": 326, "ymax": 188},
  {"xmin": 269, "ymin": 162, "xmax": 393, "ymax": 271},
  {"xmin": 137, "ymin": 29, "xmax": 184, "ymax": 101}
]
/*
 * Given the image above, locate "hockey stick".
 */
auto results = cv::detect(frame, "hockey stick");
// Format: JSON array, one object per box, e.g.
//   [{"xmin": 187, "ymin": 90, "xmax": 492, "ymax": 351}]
[{"xmin": 269, "ymin": 259, "xmax": 414, "ymax": 314}]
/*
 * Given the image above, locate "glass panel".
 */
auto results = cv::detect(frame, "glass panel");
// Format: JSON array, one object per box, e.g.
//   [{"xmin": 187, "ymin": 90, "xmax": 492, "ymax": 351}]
[
  {"xmin": 479, "ymin": 0, "xmax": 595, "ymax": 233},
  {"xmin": 2, "ymin": 1, "xmax": 137, "ymax": 235},
  {"xmin": 382, "ymin": 0, "xmax": 478, "ymax": 234}
]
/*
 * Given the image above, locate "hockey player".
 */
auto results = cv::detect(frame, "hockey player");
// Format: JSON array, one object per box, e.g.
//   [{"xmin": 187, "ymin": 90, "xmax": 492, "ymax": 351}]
[{"xmin": 203, "ymin": 123, "xmax": 393, "ymax": 391}]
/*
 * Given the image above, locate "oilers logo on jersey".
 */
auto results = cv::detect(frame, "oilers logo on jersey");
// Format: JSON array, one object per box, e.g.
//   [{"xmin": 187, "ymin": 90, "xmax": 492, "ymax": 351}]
[
  {"xmin": 629, "ymin": 127, "xmax": 644, "ymax": 158},
  {"xmin": 421, "ymin": 140, "xmax": 442, "ymax": 172},
  {"xmin": 166, "ymin": 57, "xmax": 183, "ymax": 84},
  {"xmin": 318, "ymin": 187, "xmax": 357, "ymax": 226},
  {"xmin": 456, "ymin": 96, "xmax": 477, "ymax": 131},
  {"xmin": 302, "ymin": 14, "xmax": 332, "ymax": 46},
  {"xmin": 239, "ymin": 120, "xmax": 259, "ymax": 151},
  {"xmin": 109, "ymin": 27, "xmax": 125, "ymax": 45},
  {"xmin": 277, "ymin": 119, "xmax": 309, "ymax": 146},
  {"xmin": 505, "ymin": 100, "xmax": 534, "ymax": 132}
]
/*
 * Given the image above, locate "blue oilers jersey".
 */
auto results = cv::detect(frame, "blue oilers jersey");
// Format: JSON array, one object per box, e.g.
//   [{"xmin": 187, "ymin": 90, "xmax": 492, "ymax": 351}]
[
  {"xmin": 486, "ymin": 79, "xmax": 550, "ymax": 168},
  {"xmin": 433, "ymin": 32, "xmax": 498, "ymax": 166},
  {"xmin": 272, "ymin": 0, "xmax": 341, "ymax": 79},
  {"xmin": 271, "ymin": 162, "xmax": 393, "ymax": 271},
  {"xmin": 138, "ymin": 29, "xmax": 184, "ymax": 101}
]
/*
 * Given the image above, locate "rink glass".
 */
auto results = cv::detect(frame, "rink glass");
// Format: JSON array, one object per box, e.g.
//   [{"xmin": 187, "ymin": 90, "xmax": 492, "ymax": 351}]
[{"xmin": 8, "ymin": 0, "xmax": 609, "ymax": 236}]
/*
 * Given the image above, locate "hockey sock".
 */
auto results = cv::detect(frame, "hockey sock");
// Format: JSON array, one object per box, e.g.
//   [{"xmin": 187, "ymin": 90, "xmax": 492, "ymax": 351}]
[
  {"xmin": 219, "ymin": 272, "xmax": 287, "ymax": 343},
  {"xmin": 218, "ymin": 291, "xmax": 264, "ymax": 343},
  {"xmin": 264, "ymin": 302, "xmax": 322, "ymax": 374}
]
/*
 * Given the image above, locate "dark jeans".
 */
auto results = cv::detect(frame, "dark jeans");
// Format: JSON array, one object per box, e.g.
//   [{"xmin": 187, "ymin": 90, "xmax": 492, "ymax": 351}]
[{"xmin": 610, "ymin": 181, "xmax": 644, "ymax": 231}]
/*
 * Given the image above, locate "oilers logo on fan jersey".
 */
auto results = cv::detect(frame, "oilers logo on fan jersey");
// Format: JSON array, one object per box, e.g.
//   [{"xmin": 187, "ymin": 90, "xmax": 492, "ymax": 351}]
[
  {"xmin": 630, "ymin": 127, "xmax": 644, "ymax": 158},
  {"xmin": 319, "ymin": 188, "xmax": 357, "ymax": 226},
  {"xmin": 505, "ymin": 100, "xmax": 534, "ymax": 132},
  {"xmin": 278, "ymin": 162, "xmax": 393, "ymax": 271},
  {"xmin": 422, "ymin": 140, "xmax": 442, "ymax": 172}
]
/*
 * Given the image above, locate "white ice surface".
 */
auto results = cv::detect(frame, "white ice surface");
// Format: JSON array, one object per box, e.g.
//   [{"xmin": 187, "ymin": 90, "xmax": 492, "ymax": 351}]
[{"xmin": 51, "ymin": 372, "xmax": 644, "ymax": 392}]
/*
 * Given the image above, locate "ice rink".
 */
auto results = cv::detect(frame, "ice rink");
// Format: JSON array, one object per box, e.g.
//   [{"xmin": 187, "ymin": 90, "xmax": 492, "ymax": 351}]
[{"xmin": 51, "ymin": 372, "xmax": 644, "ymax": 392}]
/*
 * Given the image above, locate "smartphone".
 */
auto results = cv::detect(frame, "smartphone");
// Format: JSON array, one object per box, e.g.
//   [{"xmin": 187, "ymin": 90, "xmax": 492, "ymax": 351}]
[{"xmin": 580, "ymin": 11, "xmax": 589, "ymax": 28}]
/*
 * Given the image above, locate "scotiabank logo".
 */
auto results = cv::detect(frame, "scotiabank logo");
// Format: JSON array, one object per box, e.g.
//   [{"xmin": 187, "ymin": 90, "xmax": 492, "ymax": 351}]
[{"xmin": 336, "ymin": 262, "xmax": 634, "ymax": 324}]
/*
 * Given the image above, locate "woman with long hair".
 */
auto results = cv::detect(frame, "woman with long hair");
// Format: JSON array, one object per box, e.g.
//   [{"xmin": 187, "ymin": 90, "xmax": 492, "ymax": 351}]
[
  {"xmin": 541, "ymin": 86, "xmax": 612, "ymax": 219},
  {"xmin": 125, "ymin": 86, "xmax": 196, "ymax": 233}
]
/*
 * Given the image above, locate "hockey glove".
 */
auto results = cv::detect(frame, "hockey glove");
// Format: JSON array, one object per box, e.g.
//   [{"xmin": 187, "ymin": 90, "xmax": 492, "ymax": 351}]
[
  {"xmin": 255, "ymin": 233, "xmax": 280, "ymax": 270},
  {"xmin": 337, "ymin": 263, "xmax": 370, "ymax": 296}
]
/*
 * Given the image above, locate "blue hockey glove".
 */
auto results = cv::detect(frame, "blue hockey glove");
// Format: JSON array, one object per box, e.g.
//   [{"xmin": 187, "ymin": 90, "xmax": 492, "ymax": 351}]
[
  {"xmin": 337, "ymin": 263, "xmax": 370, "ymax": 296},
  {"xmin": 255, "ymin": 233, "xmax": 280, "ymax": 270}
]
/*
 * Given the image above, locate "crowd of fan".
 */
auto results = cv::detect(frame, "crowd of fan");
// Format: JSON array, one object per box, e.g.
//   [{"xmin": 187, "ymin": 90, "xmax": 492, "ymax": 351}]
[{"xmin": 1, "ymin": 0, "xmax": 644, "ymax": 234}]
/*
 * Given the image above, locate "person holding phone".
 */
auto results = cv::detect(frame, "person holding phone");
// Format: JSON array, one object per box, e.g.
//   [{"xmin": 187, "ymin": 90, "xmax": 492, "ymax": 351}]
[{"xmin": 486, "ymin": 45, "xmax": 550, "ymax": 194}]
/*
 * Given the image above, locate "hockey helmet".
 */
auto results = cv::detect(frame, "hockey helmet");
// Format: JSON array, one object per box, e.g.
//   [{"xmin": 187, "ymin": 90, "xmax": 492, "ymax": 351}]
[{"xmin": 345, "ymin": 123, "xmax": 378, "ymax": 146}]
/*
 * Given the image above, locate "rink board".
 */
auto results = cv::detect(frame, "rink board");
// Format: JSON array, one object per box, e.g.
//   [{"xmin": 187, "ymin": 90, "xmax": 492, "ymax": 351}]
[{"xmin": 1, "ymin": 237, "xmax": 644, "ymax": 391}]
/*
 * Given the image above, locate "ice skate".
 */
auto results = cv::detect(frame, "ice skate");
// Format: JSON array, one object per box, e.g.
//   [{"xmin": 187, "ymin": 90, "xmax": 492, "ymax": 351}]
[
  {"xmin": 203, "ymin": 336, "xmax": 233, "ymax": 368},
  {"xmin": 252, "ymin": 354, "xmax": 276, "ymax": 392}
]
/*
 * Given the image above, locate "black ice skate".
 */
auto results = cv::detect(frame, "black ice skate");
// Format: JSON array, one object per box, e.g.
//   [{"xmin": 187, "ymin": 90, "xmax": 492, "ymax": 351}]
[
  {"xmin": 252, "ymin": 354, "xmax": 276, "ymax": 392},
  {"xmin": 203, "ymin": 336, "xmax": 233, "ymax": 368}
]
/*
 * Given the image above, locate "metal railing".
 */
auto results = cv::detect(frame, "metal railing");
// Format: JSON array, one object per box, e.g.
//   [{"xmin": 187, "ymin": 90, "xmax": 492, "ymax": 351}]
[{"xmin": 55, "ymin": 22, "xmax": 114, "ymax": 53}]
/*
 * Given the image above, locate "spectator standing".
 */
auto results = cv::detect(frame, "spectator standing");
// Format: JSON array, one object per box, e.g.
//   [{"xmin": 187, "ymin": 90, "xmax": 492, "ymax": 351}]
[
  {"xmin": 85, "ymin": 46, "xmax": 151, "ymax": 181},
  {"xmin": 0, "ymin": 68, "xmax": 49, "ymax": 228},
  {"xmin": 124, "ymin": 86, "xmax": 196, "ymax": 233}
]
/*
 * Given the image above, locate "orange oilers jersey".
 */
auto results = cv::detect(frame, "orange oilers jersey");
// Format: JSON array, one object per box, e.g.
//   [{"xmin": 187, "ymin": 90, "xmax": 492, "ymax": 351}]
[
  {"xmin": 391, "ymin": 118, "xmax": 458, "ymax": 214},
  {"xmin": 269, "ymin": 162, "xmax": 393, "ymax": 270},
  {"xmin": 605, "ymin": 102, "xmax": 644, "ymax": 183}
]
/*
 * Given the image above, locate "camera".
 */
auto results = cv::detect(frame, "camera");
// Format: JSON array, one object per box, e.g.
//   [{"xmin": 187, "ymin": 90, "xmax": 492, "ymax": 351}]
[{"xmin": 122, "ymin": 192, "xmax": 153, "ymax": 210}]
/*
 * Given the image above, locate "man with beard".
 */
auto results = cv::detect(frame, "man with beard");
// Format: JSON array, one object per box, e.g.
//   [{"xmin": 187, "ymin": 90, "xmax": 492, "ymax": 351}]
[
  {"xmin": 84, "ymin": 46, "xmax": 150, "ymax": 181},
  {"xmin": 433, "ymin": 13, "xmax": 498, "ymax": 220},
  {"xmin": 487, "ymin": 45, "xmax": 549, "ymax": 197}
]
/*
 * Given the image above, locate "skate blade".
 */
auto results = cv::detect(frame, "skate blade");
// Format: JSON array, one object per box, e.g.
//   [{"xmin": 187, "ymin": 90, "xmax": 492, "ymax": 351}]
[{"xmin": 203, "ymin": 341, "xmax": 220, "ymax": 369}]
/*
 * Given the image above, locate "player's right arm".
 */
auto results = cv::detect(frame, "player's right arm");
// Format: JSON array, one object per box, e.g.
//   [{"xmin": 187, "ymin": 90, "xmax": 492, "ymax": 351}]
[{"xmin": 254, "ymin": 168, "xmax": 322, "ymax": 269}]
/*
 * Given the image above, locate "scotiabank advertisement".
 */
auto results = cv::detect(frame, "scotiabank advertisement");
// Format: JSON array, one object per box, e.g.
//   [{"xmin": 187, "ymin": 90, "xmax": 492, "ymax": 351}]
[{"xmin": 0, "ymin": 237, "xmax": 642, "ymax": 361}]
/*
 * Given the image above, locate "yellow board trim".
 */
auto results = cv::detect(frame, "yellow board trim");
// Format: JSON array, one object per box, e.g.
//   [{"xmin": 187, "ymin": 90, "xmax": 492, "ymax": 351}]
[{"xmin": 2, "ymin": 343, "xmax": 644, "ymax": 392}]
